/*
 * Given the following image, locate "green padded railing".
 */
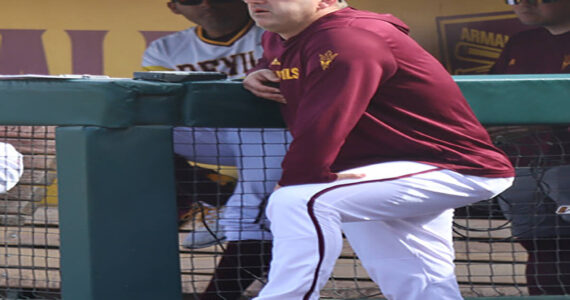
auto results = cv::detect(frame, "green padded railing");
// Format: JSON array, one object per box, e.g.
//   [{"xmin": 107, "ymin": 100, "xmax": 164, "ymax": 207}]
[
  {"xmin": 1, "ymin": 74, "xmax": 568, "ymax": 128},
  {"xmin": 0, "ymin": 74, "xmax": 568, "ymax": 300}
]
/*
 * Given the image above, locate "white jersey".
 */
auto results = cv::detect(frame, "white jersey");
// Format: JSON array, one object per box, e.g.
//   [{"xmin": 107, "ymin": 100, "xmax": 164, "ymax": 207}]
[{"xmin": 142, "ymin": 20, "xmax": 264, "ymax": 79}]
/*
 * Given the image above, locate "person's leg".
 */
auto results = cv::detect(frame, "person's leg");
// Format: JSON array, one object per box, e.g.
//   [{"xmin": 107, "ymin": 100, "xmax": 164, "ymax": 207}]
[
  {"xmin": 174, "ymin": 154, "xmax": 235, "ymax": 221},
  {"xmin": 173, "ymin": 127, "xmax": 239, "ymax": 166},
  {"xmin": 521, "ymin": 239, "xmax": 542, "ymax": 295},
  {"xmin": 342, "ymin": 212, "xmax": 462, "ymax": 300},
  {"xmin": 200, "ymin": 129, "xmax": 291, "ymax": 298},
  {"xmin": 257, "ymin": 185, "xmax": 345, "ymax": 300},
  {"xmin": 555, "ymin": 238, "xmax": 570, "ymax": 295},
  {"xmin": 254, "ymin": 161, "xmax": 513, "ymax": 300},
  {"xmin": 200, "ymin": 240, "xmax": 272, "ymax": 300},
  {"xmin": 221, "ymin": 128, "xmax": 291, "ymax": 241},
  {"xmin": 521, "ymin": 238, "xmax": 570, "ymax": 295},
  {"xmin": 175, "ymin": 127, "xmax": 241, "ymax": 248}
]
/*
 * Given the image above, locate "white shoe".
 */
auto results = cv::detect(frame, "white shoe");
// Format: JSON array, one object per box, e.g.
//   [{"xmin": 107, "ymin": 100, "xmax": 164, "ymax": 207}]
[{"xmin": 182, "ymin": 206, "xmax": 226, "ymax": 249}]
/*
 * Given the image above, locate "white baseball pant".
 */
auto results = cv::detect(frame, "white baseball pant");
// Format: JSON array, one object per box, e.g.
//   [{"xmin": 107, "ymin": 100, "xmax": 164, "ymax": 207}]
[
  {"xmin": 173, "ymin": 127, "xmax": 292, "ymax": 241},
  {"xmin": 254, "ymin": 161, "xmax": 514, "ymax": 300}
]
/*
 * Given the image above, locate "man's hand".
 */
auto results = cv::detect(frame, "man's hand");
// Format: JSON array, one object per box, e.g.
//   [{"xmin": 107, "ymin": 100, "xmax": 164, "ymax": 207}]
[
  {"xmin": 243, "ymin": 69, "xmax": 286, "ymax": 104},
  {"xmin": 273, "ymin": 173, "xmax": 365, "ymax": 191},
  {"xmin": 336, "ymin": 173, "xmax": 366, "ymax": 181}
]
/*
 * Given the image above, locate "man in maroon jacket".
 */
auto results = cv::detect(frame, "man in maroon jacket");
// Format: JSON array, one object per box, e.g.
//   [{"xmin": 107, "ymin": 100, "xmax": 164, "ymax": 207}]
[
  {"xmin": 490, "ymin": 0, "xmax": 570, "ymax": 295},
  {"xmin": 241, "ymin": 1, "xmax": 515, "ymax": 299}
]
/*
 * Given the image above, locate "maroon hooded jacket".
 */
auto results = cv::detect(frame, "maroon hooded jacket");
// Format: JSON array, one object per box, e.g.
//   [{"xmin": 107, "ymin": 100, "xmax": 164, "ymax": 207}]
[{"xmin": 256, "ymin": 7, "xmax": 514, "ymax": 186}]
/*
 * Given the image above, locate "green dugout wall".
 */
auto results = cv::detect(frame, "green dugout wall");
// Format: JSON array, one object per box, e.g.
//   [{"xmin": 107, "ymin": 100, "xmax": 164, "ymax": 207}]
[{"xmin": 0, "ymin": 74, "xmax": 568, "ymax": 300}]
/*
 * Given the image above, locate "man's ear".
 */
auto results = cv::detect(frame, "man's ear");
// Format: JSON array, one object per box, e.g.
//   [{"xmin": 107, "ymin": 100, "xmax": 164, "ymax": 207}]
[{"xmin": 167, "ymin": 2, "xmax": 181, "ymax": 14}]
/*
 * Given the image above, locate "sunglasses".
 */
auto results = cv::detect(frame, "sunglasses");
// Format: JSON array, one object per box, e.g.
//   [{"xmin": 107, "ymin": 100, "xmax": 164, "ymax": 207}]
[
  {"xmin": 172, "ymin": 0, "xmax": 236, "ymax": 5},
  {"xmin": 505, "ymin": 0, "xmax": 560, "ymax": 5}
]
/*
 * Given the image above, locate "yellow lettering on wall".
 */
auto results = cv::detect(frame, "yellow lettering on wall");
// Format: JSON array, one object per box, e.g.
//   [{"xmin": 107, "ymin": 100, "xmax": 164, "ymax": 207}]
[
  {"xmin": 470, "ymin": 29, "xmax": 480, "ymax": 44},
  {"xmin": 460, "ymin": 27, "xmax": 471, "ymax": 42},
  {"xmin": 497, "ymin": 35, "xmax": 509, "ymax": 48},
  {"xmin": 478, "ymin": 31, "xmax": 495, "ymax": 47},
  {"xmin": 460, "ymin": 27, "xmax": 510, "ymax": 48}
]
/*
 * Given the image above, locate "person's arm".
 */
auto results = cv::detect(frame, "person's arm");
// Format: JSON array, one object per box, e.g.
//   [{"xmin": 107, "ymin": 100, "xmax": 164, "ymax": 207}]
[
  {"xmin": 279, "ymin": 27, "xmax": 398, "ymax": 186},
  {"xmin": 243, "ymin": 69, "xmax": 285, "ymax": 103},
  {"xmin": 243, "ymin": 32, "xmax": 285, "ymax": 103}
]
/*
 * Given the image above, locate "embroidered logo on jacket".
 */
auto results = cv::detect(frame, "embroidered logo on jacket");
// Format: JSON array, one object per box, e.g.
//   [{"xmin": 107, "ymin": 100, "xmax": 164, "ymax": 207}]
[
  {"xmin": 508, "ymin": 58, "xmax": 516, "ymax": 67},
  {"xmin": 562, "ymin": 54, "xmax": 570, "ymax": 70},
  {"xmin": 319, "ymin": 50, "xmax": 338, "ymax": 70},
  {"xmin": 271, "ymin": 58, "xmax": 281, "ymax": 66}
]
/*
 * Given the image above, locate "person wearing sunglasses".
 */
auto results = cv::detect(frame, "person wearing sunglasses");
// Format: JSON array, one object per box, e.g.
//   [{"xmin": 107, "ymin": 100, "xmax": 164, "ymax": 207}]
[
  {"xmin": 142, "ymin": 0, "xmax": 292, "ymax": 299},
  {"xmin": 491, "ymin": 0, "xmax": 569, "ymax": 73},
  {"xmin": 490, "ymin": 0, "xmax": 570, "ymax": 296}
]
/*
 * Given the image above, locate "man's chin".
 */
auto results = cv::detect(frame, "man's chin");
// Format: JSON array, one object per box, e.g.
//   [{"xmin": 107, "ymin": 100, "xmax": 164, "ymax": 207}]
[{"xmin": 252, "ymin": 19, "xmax": 274, "ymax": 31}]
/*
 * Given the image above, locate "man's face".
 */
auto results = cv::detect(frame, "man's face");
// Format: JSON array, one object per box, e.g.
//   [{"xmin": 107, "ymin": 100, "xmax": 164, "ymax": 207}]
[
  {"xmin": 245, "ymin": 0, "xmax": 322, "ymax": 38},
  {"xmin": 511, "ymin": 0, "xmax": 570, "ymax": 27},
  {"xmin": 169, "ymin": 0, "xmax": 248, "ymax": 29}
]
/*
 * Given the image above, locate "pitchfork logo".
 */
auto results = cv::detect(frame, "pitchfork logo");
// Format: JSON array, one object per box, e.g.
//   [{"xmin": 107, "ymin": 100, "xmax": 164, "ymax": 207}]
[
  {"xmin": 562, "ymin": 54, "xmax": 570, "ymax": 70},
  {"xmin": 319, "ymin": 50, "xmax": 338, "ymax": 71}
]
